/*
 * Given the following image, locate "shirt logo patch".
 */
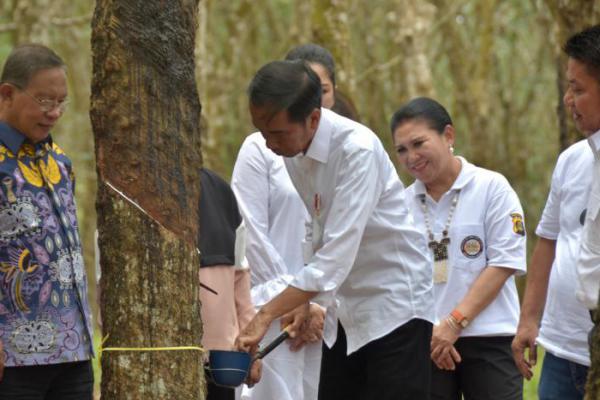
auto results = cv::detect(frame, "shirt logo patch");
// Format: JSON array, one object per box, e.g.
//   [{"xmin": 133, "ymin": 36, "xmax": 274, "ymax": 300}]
[
  {"xmin": 461, "ymin": 235, "xmax": 483, "ymax": 258},
  {"xmin": 511, "ymin": 213, "xmax": 525, "ymax": 236}
]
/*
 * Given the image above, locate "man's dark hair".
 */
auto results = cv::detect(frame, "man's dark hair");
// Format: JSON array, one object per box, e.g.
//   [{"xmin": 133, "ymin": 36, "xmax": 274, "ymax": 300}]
[
  {"xmin": 390, "ymin": 97, "xmax": 453, "ymax": 135},
  {"xmin": 285, "ymin": 43, "xmax": 336, "ymax": 87},
  {"xmin": 564, "ymin": 25, "xmax": 600, "ymax": 83},
  {"xmin": 0, "ymin": 44, "xmax": 65, "ymax": 88},
  {"xmin": 248, "ymin": 60, "xmax": 322, "ymax": 123}
]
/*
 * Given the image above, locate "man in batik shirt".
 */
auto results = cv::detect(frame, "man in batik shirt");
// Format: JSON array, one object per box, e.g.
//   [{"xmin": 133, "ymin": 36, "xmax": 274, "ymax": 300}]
[{"xmin": 0, "ymin": 44, "xmax": 94, "ymax": 399}]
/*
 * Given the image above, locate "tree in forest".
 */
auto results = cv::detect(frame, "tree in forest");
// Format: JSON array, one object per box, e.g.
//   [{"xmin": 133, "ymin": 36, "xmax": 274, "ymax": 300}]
[
  {"xmin": 544, "ymin": 0, "xmax": 600, "ymax": 150},
  {"xmin": 90, "ymin": 1, "xmax": 204, "ymax": 399}
]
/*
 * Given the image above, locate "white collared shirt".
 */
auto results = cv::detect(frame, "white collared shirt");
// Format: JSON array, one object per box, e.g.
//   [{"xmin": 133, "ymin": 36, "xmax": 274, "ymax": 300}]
[
  {"xmin": 576, "ymin": 130, "xmax": 600, "ymax": 310},
  {"xmin": 406, "ymin": 157, "xmax": 526, "ymax": 336},
  {"xmin": 284, "ymin": 109, "xmax": 435, "ymax": 354},
  {"xmin": 231, "ymin": 132, "xmax": 307, "ymax": 307},
  {"xmin": 536, "ymin": 139, "xmax": 594, "ymax": 366}
]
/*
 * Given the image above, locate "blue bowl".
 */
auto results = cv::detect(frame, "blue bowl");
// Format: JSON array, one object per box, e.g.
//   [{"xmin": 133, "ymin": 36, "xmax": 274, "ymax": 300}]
[{"xmin": 208, "ymin": 350, "xmax": 251, "ymax": 387}]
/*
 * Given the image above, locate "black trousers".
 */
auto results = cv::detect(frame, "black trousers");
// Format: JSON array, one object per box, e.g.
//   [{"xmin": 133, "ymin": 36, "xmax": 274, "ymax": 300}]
[
  {"xmin": 318, "ymin": 318, "xmax": 432, "ymax": 400},
  {"xmin": 205, "ymin": 374, "xmax": 234, "ymax": 400},
  {"xmin": 431, "ymin": 336, "xmax": 522, "ymax": 400},
  {"xmin": 0, "ymin": 361, "xmax": 93, "ymax": 400}
]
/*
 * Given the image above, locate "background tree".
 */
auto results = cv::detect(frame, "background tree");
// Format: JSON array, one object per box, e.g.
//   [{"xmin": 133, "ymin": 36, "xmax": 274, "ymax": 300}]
[{"xmin": 90, "ymin": 0, "xmax": 204, "ymax": 399}]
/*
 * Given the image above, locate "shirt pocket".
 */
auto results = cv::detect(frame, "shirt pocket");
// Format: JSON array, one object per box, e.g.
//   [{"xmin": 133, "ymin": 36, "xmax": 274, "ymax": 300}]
[{"xmin": 450, "ymin": 224, "xmax": 487, "ymax": 273}]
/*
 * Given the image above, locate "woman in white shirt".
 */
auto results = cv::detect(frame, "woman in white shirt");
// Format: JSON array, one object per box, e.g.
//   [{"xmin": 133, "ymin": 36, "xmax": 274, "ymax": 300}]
[
  {"xmin": 390, "ymin": 97, "xmax": 526, "ymax": 400},
  {"xmin": 231, "ymin": 44, "xmax": 336, "ymax": 400}
]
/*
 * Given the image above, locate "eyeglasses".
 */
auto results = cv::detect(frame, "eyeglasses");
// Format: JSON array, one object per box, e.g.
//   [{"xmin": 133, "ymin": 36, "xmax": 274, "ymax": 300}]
[{"xmin": 13, "ymin": 84, "xmax": 69, "ymax": 113}]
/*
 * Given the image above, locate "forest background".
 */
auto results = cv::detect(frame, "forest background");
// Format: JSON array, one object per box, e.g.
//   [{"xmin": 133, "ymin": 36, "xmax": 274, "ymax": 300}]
[{"xmin": 1, "ymin": 0, "xmax": 600, "ymax": 398}]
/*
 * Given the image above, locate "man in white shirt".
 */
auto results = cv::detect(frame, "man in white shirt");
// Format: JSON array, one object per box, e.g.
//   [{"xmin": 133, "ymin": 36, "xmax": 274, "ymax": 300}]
[
  {"xmin": 235, "ymin": 60, "xmax": 435, "ymax": 400},
  {"xmin": 512, "ymin": 25, "xmax": 600, "ymax": 400},
  {"xmin": 577, "ymin": 130, "xmax": 600, "ymax": 313}
]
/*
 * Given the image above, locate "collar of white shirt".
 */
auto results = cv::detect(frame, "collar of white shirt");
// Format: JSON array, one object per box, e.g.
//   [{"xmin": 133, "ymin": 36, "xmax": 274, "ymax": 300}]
[
  {"xmin": 588, "ymin": 129, "xmax": 600, "ymax": 157},
  {"xmin": 413, "ymin": 156, "xmax": 477, "ymax": 197},
  {"xmin": 304, "ymin": 108, "xmax": 333, "ymax": 164}
]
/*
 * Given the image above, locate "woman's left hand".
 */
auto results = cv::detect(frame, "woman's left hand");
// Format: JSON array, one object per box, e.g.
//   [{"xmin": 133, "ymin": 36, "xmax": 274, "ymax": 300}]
[{"xmin": 430, "ymin": 320, "xmax": 462, "ymax": 370}]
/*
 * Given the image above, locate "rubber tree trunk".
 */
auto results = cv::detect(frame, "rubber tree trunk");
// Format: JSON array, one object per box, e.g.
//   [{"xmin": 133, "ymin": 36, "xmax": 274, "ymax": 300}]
[{"xmin": 90, "ymin": 1, "xmax": 204, "ymax": 399}]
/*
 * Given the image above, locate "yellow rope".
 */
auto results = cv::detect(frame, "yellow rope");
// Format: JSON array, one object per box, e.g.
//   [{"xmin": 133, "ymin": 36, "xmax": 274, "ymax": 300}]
[
  {"xmin": 99, "ymin": 334, "xmax": 205, "ymax": 362},
  {"xmin": 102, "ymin": 346, "xmax": 205, "ymax": 352}
]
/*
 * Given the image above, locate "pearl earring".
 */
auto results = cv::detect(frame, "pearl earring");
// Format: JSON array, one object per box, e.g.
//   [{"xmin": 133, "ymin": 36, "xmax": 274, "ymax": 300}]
[{"xmin": 449, "ymin": 146, "xmax": 454, "ymax": 154}]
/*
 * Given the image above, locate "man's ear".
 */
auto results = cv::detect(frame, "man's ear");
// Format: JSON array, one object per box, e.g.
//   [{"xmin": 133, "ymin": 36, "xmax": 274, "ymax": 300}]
[
  {"xmin": 308, "ymin": 108, "xmax": 321, "ymax": 131},
  {"xmin": 0, "ymin": 83, "xmax": 16, "ymax": 101}
]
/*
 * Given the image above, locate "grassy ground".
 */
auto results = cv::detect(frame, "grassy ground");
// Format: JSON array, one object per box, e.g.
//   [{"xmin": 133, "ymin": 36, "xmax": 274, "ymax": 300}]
[{"xmin": 523, "ymin": 349, "xmax": 544, "ymax": 400}]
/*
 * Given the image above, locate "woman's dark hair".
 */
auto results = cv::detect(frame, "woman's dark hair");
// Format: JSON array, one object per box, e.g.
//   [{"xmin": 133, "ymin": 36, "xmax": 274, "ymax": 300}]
[
  {"xmin": 331, "ymin": 90, "xmax": 360, "ymax": 122},
  {"xmin": 248, "ymin": 60, "xmax": 321, "ymax": 123},
  {"xmin": 564, "ymin": 25, "xmax": 600, "ymax": 83},
  {"xmin": 1, "ymin": 43, "xmax": 65, "ymax": 88},
  {"xmin": 389, "ymin": 97, "xmax": 453, "ymax": 135},
  {"xmin": 285, "ymin": 43, "xmax": 336, "ymax": 87}
]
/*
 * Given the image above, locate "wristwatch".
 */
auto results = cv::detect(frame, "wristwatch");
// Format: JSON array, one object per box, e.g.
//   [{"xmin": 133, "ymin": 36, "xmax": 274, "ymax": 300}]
[{"xmin": 450, "ymin": 309, "xmax": 470, "ymax": 329}]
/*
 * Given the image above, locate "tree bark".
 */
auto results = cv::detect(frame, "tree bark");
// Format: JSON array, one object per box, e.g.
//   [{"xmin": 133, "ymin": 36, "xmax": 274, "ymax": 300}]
[
  {"xmin": 590, "ymin": 305, "xmax": 600, "ymax": 399},
  {"xmin": 544, "ymin": 0, "xmax": 600, "ymax": 150},
  {"xmin": 90, "ymin": 1, "xmax": 204, "ymax": 399}
]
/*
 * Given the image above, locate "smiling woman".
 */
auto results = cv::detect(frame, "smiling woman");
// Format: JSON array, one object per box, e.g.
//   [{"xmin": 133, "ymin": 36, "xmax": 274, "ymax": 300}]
[{"xmin": 391, "ymin": 97, "xmax": 526, "ymax": 400}]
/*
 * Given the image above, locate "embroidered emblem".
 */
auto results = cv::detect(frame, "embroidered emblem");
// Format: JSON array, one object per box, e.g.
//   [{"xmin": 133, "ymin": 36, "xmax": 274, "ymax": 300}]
[
  {"xmin": 48, "ymin": 249, "xmax": 85, "ymax": 289},
  {"xmin": 511, "ymin": 213, "xmax": 525, "ymax": 236},
  {"xmin": 49, "ymin": 250, "xmax": 74, "ymax": 289},
  {"xmin": 0, "ymin": 197, "xmax": 42, "ymax": 242},
  {"xmin": 11, "ymin": 318, "xmax": 56, "ymax": 354},
  {"xmin": 461, "ymin": 235, "xmax": 483, "ymax": 258}
]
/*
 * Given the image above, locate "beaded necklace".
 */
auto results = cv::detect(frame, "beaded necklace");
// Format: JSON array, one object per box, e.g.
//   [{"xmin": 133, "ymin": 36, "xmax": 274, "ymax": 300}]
[{"xmin": 419, "ymin": 189, "xmax": 460, "ymax": 283}]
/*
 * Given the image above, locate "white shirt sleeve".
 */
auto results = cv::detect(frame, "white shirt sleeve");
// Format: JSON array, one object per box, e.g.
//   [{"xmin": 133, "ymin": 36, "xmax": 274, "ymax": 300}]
[
  {"xmin": 234, "ymin": 220, "xmax": 249, "ymax": 270},
  {"xmin": 231, "ymin": 138, "xmax": 294, "ymax": 305},
  {"xmin": 484, "ymin": 176, "xmax": 527, "ymax": 274},
  {"xmin": 576, "ymin": 158, "xmax": 600, "ymax": 310},
  {"xmin": 536, "ymin": 156, "xmax": 563, "ymax": 240},
  {"xmin": 291, "ymin": 147, "xmax": 380, "ymax": 297}
]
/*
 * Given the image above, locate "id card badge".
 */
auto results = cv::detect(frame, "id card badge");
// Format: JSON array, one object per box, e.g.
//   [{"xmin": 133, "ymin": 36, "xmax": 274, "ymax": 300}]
[
  {"xmin": 302, "ymin": 239, "xmax": 314, "ymax": 265},
  {"xmin": 433, "ymin": 259, "xmax": 448, "ymax": 284}
]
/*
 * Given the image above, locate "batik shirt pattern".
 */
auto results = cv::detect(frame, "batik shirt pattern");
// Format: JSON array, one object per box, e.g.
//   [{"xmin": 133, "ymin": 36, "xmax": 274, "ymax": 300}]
[{"xmin": 0, "ymin": 122, "xmax": 93, "ymax": 366}]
